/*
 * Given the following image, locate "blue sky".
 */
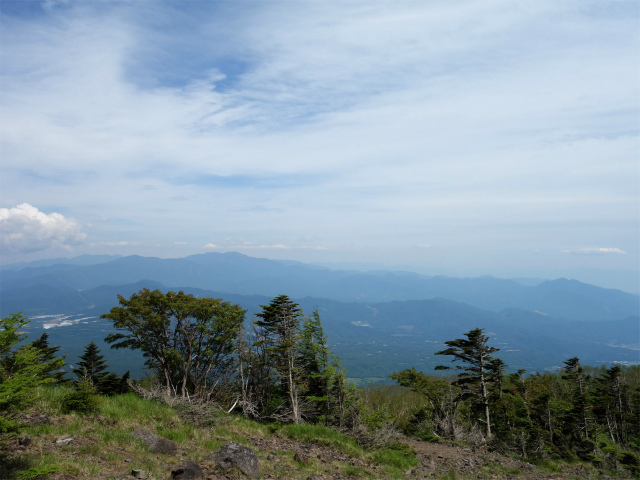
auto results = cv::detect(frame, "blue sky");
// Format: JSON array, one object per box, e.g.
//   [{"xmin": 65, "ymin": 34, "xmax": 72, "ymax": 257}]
[{"xmin": 1, "ymin": 0, "xmax": 638, "ymax": 291}]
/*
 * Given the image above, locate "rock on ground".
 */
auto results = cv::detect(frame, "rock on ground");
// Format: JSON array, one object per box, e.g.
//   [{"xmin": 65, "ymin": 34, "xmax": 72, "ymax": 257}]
[
  {"xmin": 205, "ymin": 441, "xmax": 260, "ymax": 479},
  {"xmin": 170, "ymin": 460, "xmax": 204, "ymax": 479},
  {"xmin": 130, "ymin": 429, "xmax": 178, "ymax": 455}
]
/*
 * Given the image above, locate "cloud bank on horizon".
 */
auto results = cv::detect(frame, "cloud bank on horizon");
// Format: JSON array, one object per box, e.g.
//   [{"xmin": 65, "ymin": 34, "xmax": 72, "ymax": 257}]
[{"xmin": 0, "ymin": 1, "xmax": 638, "ymax": 286}]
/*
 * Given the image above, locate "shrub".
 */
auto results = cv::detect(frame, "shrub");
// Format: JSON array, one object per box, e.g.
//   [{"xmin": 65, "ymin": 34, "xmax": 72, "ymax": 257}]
[{"xmin": 61, "ymin": 383, "xmax": 99, "ymax": 414}]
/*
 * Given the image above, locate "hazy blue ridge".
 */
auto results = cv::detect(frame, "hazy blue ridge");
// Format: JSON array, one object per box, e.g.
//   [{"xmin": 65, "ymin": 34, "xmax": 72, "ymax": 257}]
[
  {"xmin": 0, "ymin": 254, "xmax": 122, "ymax": 271},
  {"xmin": 1, "ymin": 252, "xmax": 637, "ymax": 321},
  {"xmin": 5, "ymin": 278, "xmax": 638, "ymax": 382}
]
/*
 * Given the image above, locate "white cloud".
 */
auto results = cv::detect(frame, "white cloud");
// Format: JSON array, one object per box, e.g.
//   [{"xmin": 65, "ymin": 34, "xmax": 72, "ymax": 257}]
[
  {"xmin": 89, "ymin": 241, "xmax": 141, "ymax": 247},
  {"xmin": 0, "ymin": 203, "xmax": 86, "ymax": 253},
  {"xmin": 0, "ymin": 1, "xmax": 636, "ymax": 275},
  {"xmin": 204, "ymin": 240, "xmax": 326, "ymax": 251},
  {"xmin": 563, "ymin": 247, "xmax": 628, "ymax": 255}
]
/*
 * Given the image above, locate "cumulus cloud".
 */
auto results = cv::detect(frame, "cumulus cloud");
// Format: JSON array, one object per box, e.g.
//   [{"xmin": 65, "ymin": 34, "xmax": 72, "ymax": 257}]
[
  {"xmin": 563, "ymin": 247, "xmax": 628, "ymax": 255},
  {"xmin": 0, "ymin": 203, "xmax": 86, "ymax": 253}
]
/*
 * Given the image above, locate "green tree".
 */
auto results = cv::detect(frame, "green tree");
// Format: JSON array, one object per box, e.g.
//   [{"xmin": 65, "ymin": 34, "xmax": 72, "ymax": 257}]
[
  {"xmin": 30, "ymin": 332, "xmax": 67, "ymax": 385},
  {"xmin": 298, "ymin": 308, "xmax": 331, "ymax": 419},
  {"xmin": 435, "ymin": 328, "xmax": 500, "ymax": 439},
  {"xmin": 102, "ymin": 289, "xmax": 245, "ymax": 399},
  {"xmin": 74, "ymin": 341, "xmax": 108, "ymax": 387},
  {"xmin": 99, "ymin": 370, "xmax": 132, "ymax": 396},
  {"xmin": 561, "ymin": 357, "xmax": 593, "ymax": 446},
  {"xmin": 390, "ymin": 367, "xmax": 459, "ymax": 439},
  {"xmin": 254, "ymin": 295, "xmax": 304, "ymax": 423},
  {"xmin": 0, "ymin": 313, "xmax": 66, "ymax": 433}
]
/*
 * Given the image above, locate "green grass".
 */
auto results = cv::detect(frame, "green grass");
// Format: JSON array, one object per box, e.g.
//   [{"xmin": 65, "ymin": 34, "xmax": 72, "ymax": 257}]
[
  {"xmin": 15, "ymin": 464, "xmax": 68, "ymax": 480},
  {"xmin": 371, "ymin": 448, "xmax": 419, "ymax": 470},
  {"xmin": 156, "ymin": 422, "xmax": 196, "ymax": 444},
  {"xmin": 13, "ymin": 385, "xmax": 419, "ymax": 480},
  {"xmin": 280, "ymin": 423, "xmax": 365, "ymax": 458},
  {"xmin": 345, "ymin": 464, "xmax": 372, "ymax": 477},
  {"xmin": 279, "ymin": 422, "xmax": 420, "ymax": 477},
  {"xmin": 99, "ymin": 392, "xmax": 180, "ymax": 426}
]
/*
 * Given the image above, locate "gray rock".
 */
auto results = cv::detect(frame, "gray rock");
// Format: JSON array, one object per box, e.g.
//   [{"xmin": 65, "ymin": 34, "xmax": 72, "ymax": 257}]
[
  {"xmin": 55, "ymin": 436, "xmax": 75, "ymax": 447},
  {"xmin": 131, "ymin": 469, "xmax": 147, "ymax": 479},
  {"xmin": 24, "ymin": 414, "xmax": 51, "ymax": 425},
  {"xmin": 131, "ymin": 429, "xmax": 178, "ymax": 455},
  {"xmin": 18, "ymin": 435, "xmax": 31, "ymax": 446},
  {"xmin": 205, "ymin": 441, "xmax": 259, "ymax": 479},
  {"xmin": 170, "ymin": 460, "xmax": 204, "ymax": 479}
]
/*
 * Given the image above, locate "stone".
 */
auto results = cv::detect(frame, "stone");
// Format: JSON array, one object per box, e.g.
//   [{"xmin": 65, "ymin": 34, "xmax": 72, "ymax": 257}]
[
  {"xmin": 55, "ymin": 436, "xmax": 75, "ymax": 447},
  {"xmin": 131, "ymin": 429, "xmax": 178, "ymax": 455},
  {"xmin": 24, "ymin": 414, "xmax": 51, "ymax": 425},
  {"xmin": 205, "ymin": 441, "xmax": 260, "ymax": 479},
  {"xmin": 131, "ymin": 469, "xmax": 147, "ymax": 479},
  {"xmin": 18, "ymin": 435, "xmax": 31, "ymax": 446},
  {"xmin": 293, "ymin": 450, "xmax": 309, "ymax": 465},
  {"xmin": 169, "ymin": 460, "xmax": 204, "ymax": 479}
]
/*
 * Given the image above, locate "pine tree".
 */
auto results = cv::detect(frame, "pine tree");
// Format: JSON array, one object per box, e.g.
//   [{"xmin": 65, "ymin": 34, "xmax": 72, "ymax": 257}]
[
  {"xmin": 254, "ymin": 295, "xmax": 304, "ymax": 423},
  {"xmin": 31, "ymin": 332, "xmax": 67, "ymax": 384},
  {"xmin": 561, "ymin": 357, "xmax": 592, "ymax": 441},
  {"xmin": 298, "ymin": 308, "xmax": 331, "ymax": 420},
  {"xmin": 0, "ymin": 313, "xmax": 66, "ymax": 433},
  {"xmin": 435, "ymin": 328, "xmax": 501, "ymax": 439},
  {"xmin": 75, "ymin": 341, "xmax": 109, "ymax": 388}
]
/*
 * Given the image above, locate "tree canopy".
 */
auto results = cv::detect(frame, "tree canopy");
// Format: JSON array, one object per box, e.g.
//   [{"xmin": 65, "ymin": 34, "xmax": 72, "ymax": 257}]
[
  {"xmin": 435, "ymin": 328, "xmax": 500, "ymax": 439},
  {"xmin": 102, "ymin": 289, "xmax": 246, "ymax": 399}
]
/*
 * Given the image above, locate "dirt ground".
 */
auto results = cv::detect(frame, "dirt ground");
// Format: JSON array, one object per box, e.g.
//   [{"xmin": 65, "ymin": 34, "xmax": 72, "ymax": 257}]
[{"xmin": 400, "ymin": 439, "xmax": 627, "ymax": 480}]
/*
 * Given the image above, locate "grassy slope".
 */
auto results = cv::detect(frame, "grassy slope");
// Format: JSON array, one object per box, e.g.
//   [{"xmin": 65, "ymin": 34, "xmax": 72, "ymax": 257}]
[
  {"xmin": 2, "ymin": 386, "xmax": 416, "ymax": 480},
  {"xmin": 3, "ymin": 386, "xmax": 629, "ymax": 480}
]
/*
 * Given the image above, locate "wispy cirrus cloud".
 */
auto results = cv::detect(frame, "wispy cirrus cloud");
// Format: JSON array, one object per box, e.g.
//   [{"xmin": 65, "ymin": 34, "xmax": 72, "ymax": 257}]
[
  {"xmin": 563, "ymin": 247, "xmax": 628, "ymax": 255},
  {"xmin": 89, "ymin": 241, "xmax": 142, "ymax": 247},
  {"xmin": 0, "ymin": 1, "xmax": 637, "ymax": 280},
  {"xmin": 204, "ymin": 240, "xmax": 327, "ymax": 251}
]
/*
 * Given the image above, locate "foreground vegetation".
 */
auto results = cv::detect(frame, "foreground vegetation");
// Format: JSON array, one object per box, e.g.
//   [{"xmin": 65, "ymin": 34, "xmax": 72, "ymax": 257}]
[
  {"xmin": 2, "ymin": 290, "xmax": 639, "ymax": 479},
  {"xmin": 2, "ymin": 382, "xmax": 638, "ymax": 480},
  {"xmin": 2, "ymin": 385, "xmax": 419, "ymax": 479}
]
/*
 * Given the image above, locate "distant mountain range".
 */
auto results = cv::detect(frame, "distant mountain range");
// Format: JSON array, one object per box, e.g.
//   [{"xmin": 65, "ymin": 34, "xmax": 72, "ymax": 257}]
[{"xmin": 1, "ymin": 253, "xmax": 638, "ymax": 383}]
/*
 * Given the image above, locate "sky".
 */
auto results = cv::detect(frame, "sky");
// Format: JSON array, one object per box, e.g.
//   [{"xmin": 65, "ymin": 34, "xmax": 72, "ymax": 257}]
[{"xmin": 1, "ymin": 0, "xmax": 639, "ymax": 292}]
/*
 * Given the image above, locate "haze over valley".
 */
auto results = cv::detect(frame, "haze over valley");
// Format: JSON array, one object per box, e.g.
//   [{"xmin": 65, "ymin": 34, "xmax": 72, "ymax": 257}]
[{"xmin": 1, "ymin": 252, "xmax": 637, "ymax": 384}]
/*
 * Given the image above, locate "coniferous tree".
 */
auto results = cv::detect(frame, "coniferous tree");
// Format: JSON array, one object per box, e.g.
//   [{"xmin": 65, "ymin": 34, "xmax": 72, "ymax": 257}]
[
  {"xmin": 561, "ymin": 357, "xmax": 593, "ymax": 445},
  {"xmin": 99, "ymin": 370, "xmax": 132, "ymax": 396},
  {"xmin": 435, "ymin": 328, "xmax": 500, "ymax": 439},
  {"xmin": 74, "ymin": 341, "xmax": 109, "ymax": 388},
  {"xmin": 0, "ymin": 313, "xmax": 66, "ymax": 433},
  {"xmin": 31, "ymin": 332, "xmax": 67, "ymax": 384},
  {"xmin": 298, "ymin": 308, "xmax": 331, "ymax": 419},
  {"xmin": 254, "ymin": 295, "xmax": 304, "ymax": 423}
]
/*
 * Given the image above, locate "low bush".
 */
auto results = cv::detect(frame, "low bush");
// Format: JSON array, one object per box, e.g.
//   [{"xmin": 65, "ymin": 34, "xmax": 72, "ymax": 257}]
[{"xmin": 61, "ymin": 384, "xmax": 99, "ymax": 415}]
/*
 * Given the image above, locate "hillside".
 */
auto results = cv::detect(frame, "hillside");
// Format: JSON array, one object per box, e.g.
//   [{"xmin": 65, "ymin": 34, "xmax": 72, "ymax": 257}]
[{"xmin": 4, "ymin": 386, "xmax": 632, "ymax": 480}]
